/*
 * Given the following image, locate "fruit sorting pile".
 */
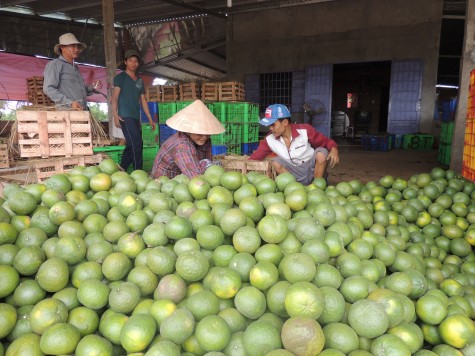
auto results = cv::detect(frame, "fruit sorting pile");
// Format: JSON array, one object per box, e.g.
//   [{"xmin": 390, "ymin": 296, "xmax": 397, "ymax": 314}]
[{"xmin": 0, "ymin": 159, "xmax": 475, "ymax": 355}]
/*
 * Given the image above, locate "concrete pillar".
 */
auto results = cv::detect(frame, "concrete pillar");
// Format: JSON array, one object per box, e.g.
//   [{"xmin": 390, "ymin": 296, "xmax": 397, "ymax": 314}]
[{"xmin": 451, "ymin": 0, "xmax": 475, "ymax": 172}]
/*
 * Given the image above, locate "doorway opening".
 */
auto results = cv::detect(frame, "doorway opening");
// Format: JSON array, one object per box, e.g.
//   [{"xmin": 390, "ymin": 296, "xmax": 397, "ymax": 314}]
[{"xmin": 331, "ymin": 61, "xmax": 391, "ymax": 140}]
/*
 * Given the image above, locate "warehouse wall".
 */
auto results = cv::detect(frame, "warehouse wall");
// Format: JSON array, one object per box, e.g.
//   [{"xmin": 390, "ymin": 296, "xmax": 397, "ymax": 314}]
[{"xmin": 227, "ymin": 0, "xmax": 444, "ymax": 134}]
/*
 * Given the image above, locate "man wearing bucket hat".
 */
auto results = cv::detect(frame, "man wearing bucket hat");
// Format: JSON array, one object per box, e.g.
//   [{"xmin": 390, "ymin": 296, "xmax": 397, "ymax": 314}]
[
  {"xmin": 112, "ymin": 49, "xmax": 156, "ymax": 171},
  {"xmin": 43, "ymin": 33, "xmax": 102, "ymax": 110},
  {"xmin": 250, "ymin": 104, "xmax": 339, "ymax": 185},
  {"xmin": 151, "ymin": 100, "xmax": 225, "ymax": 179}
]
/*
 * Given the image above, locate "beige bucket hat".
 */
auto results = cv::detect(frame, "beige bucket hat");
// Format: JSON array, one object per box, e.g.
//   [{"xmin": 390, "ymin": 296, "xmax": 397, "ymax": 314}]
[
  {"xmin": 54, "ymin": 33, "xmax": 87, "ymax": 55},
  {"xmin": 166, "ymin": 99, "xmax": 225, "ymax": 135}
]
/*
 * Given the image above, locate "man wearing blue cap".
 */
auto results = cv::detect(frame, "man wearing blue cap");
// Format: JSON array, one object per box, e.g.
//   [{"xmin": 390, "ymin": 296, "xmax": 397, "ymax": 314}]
[{"xmin": 249, "ymin": 104, "xmax": 339, "ymax": 185}]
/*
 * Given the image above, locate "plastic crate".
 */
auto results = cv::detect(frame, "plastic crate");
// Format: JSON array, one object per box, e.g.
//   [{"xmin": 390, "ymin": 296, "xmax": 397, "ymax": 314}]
[
  {"xmin": 143, "ymin": 145, "xmax": 159, "ymax": 172},
  {"xmin": 242, "ymin": 123, "xmax": 259, "ymax": 142},
  {"xmin": 227, "ymin": 144, "xmax": 242, "ymax": 155},
  {"xmin": 438, "ymin": 142, "xmax": 451, "ymax": 166},
  {"xmin": 158, "ymin": 102, "xmax": 177, "ymax": 123},
  {"xmin": 140, "ymin": 102, "xmax": 158, "ymax": 123},
  {"xmin": 93, "ymin": 145, "xmax": 125, "ymax": 164},
  {"xmin": 210, "ymin": 102, "xmax": 227, "ymax": 122},
  {"xmin": 360, "ymin": 135, "xmax": 391, "ymax": 152},
  {"xmin": 175, "ymin": 101, "xmax": 194, "ymax": 112},
  {"xmin": 241, "ymin": 142, "xmax": 259, "ymax": 155},
  {"xmin": 142, "ymin": 124, "xmax": 158, "ymax": 146},
  {"xmin": 440, "ymin": 122, "xmax": 455, "ymax": 144},
  {"xmin": 211, "ymin": 123, "xmax": 242, "ymax": 145},
  {"xmin": 159, "ymin": 124, "xmax": 177, "ymax": 144},
  {"xmin": 402, "ymin": 134, "xmax": 434, "ymax": 150},
  {"xmin": 227, "ymin": 102, "xmax": 259, "ymax": 123},
  {"xmin": 212, "ymin": 145, "xmax": 227, "ymax": 156}
]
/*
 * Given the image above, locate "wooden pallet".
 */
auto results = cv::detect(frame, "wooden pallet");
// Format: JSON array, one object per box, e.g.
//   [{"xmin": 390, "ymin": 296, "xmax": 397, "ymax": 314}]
[
  {"xmin": 201, "ymin": 82, "xmax": 219, "ymax": 101},
  {"xmin": 219, "ymin": 81, "xmax": 245, "ymax": 102},
  {"xmin": 34, "ymin": 154, "xmax": 104, "ymax": 182},
  {"xmin": 146, "ymin": 85, "xmax": 161, "ymax": 102},
  {"xmin": 16, "ymin": 110, "xmax": 93, "ymax": 158},
  {"xmin": 0, "ymin": 144, "xmax": 9, "ymax": 169},
  {"xmin": 216, "ymin": 155, "xmax": 275, "ymax": 178},
  {"xmin": 161, "ymin": 85, "xmax": 178, "ymax": 102},
  {"xmin": 179, "ymin": 82, "xmax": 200, "ymax": 101},
  {"xmin": 26, "ymin": 76, "xmax": 53, "ymax": 106}
]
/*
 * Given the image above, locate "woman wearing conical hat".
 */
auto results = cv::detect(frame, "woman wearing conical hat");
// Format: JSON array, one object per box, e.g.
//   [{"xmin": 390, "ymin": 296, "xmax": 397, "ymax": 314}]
[{"xmin": 151, "ymin": 100, "xmax": 225, "ymax": 179}]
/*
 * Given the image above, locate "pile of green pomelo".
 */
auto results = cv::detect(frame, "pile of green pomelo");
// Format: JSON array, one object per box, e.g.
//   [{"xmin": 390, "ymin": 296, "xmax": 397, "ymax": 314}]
[{"xmin": 1, "ymin": 157, "xmax": 475, "ymax": 356}]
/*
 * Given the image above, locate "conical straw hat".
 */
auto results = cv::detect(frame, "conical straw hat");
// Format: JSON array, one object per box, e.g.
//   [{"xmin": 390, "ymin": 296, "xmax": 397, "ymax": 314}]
[{"xmin": 166, "ymin": 100, "xmax": 225, "ymax": 135}]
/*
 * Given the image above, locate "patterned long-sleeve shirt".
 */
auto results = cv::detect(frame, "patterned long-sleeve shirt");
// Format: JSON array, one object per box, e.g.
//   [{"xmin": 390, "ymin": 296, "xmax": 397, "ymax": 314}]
[
  {"xmin": 151, "ymin": 132, "xmax": 212, "ymax": 179},
  {"xmin": 43, "ymin": 56, "xmax": 93, "ymax": 109}
]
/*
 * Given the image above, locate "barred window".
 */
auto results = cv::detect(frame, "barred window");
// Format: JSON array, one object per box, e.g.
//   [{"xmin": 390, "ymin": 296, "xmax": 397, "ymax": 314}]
[{"xmin": 259, "ymin": 72, "xmax": 292, "ymax": 112}]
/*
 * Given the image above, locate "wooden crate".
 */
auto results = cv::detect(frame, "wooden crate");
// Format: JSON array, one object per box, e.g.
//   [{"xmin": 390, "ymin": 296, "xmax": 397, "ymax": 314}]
[
  {"xmin": 217, "ymin": 155, "xmax": 275, "ymax": 179},
  {"xmin": 34, "ymin": 154, "xmax": 105, "ymax": 182},
  {"xmin": 201, "ymin": 82, "xmax": 219, "ymax": 101},
  {"xmin": 161, "ymin": 85, "xmax": 178, "ymax": 102},
  {"xmin": 179, "ymin": 82, "xmax": 200, "ymax": 101},
  {"xmin": 16, "ymin": 110, "xmax": 93, "ymax": 158},
  {"xmin": 0, "ymin": 144, "xmax": 9, "ymax": 169},
  {"xmin": 219, "ymin": 81, "xmax": 245, "ymax": 102},
  {"xmin": 146, "ymin": 85, "xmax": 161, "ymax": 102},
  {"xmin": 26, "ymin": 76, "xmax": 53, "ymax": 106}
]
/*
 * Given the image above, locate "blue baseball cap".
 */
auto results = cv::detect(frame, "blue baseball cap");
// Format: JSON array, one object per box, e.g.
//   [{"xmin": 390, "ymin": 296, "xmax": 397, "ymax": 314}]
[{"xmin": 259, "ymin": 104, "xmax": 291, "ymax": 126}]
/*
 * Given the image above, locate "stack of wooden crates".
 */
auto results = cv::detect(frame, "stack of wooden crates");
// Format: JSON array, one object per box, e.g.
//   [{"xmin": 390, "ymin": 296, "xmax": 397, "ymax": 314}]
[{"xmin": 14, "ymin": 110, "xmax": 103, "ymax": 182}]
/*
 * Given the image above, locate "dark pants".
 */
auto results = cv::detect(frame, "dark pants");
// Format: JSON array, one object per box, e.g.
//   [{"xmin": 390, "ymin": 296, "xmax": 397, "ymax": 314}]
[{"xmin": 120, "ymin": 117, "xmax": 143, "ymax": 171}]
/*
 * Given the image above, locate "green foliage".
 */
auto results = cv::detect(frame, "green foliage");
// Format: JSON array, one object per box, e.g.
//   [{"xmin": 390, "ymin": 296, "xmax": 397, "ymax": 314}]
[{"xmin": 89, "ymin": 103, "xmax": 108, "ymax": 122}]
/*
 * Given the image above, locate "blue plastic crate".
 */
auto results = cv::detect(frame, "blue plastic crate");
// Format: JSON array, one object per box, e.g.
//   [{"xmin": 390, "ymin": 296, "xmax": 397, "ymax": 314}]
[
  {"xmin": 140, "ymin": 102, "xmax": 158, "ymax": 123},
  {"xmin": 159, "ymin": 124, "xmax": 177, "ymax": 144},
  {"xmin": 361, "ymin": 135, "xmax": 390, "ymax": 152},
  {"xmin": 241, "ymin": 142, "xmax": 259, "ymax": 155},
  {"xmin": 212, "ymin": 145, "xmax": 227, "ymax": 156}
]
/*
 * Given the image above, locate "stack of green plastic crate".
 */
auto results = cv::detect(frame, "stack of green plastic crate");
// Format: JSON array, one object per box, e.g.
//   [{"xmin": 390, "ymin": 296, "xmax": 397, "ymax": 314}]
[
  {"xmin": 93, "ymin": 146, "xmax": 125, "ymax": 165},
  {"xmin": 143, "ymin": 145, "xmax": 159, "ymax": 172},
  {"xmin": 155, "ymin": 101, "xmax": 261, "ymax": 156},
  {"xmin": 439, "ymin": 122, "xmax": 454, "ymax": 166}
]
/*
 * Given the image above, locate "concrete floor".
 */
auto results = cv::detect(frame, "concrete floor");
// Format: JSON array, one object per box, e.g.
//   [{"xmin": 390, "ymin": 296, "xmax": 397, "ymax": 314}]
[{"xmin": 328, "ymin": 139, "xmax": 444, "ymax": 185}]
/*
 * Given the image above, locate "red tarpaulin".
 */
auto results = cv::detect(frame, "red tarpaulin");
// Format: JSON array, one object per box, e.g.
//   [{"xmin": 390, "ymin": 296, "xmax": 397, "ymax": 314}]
[{"xmin": 0, "ymin": 52, "xmax": 154, "ymax": 103}]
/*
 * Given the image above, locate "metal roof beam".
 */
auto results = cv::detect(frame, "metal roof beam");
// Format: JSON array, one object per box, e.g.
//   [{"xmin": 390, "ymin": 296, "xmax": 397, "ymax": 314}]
[
  {"xmin": 0, "ymin": 0, "xmax": 36, "ymax": 7},
  {"xmin": 185, "ymin": 56, "xmax": 226, "ymax": 74},
  {"xmin": 159, "ymin": 0, "xmax": 227, "ymax": 18}
]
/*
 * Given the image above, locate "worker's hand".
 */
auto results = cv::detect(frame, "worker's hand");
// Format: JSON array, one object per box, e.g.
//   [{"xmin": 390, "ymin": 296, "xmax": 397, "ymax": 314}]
[
  {"xmin": 114, "ymin": 115, "xmax": 123, "ymax": 128},
  {"xmin": 327, "ymin": 147, "xmax": 340, "ymax": 168},
  {"xmin": 71, "ymin": 101, "xmax": 83, "ymax": 110},
  {"xmin": 149, "ymin": 120, "xmax": 156, "ymax": 131}
]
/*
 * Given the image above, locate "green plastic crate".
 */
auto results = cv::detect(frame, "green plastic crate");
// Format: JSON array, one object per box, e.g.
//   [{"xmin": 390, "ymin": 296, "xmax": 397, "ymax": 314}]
[
  {"xmin": 143, "ymin": 145, "xmax": 159, "ymax": 172},
  {"xmin": 210, "ymin": 102, "xmax": 227, "ymax": 122},
  {"xmin": 402, "ymin": 134, "xmax": 434, "ymax": 150},
  {"xmin": 227, "ymin": 144, "xmax": 241, "ymax": 155},
  {"xmin": 93, "ymin": 145, "xmax": 125, "ymax": 164},
  {"xmin": 438, "ymin": 142, "xmax": 452, "ymax": 166},
  {"xmin": 440, "ymin": 122, "xmax": 455, "ymax": 144},
  {"xmin": 227, "ymin": 102, "xmax": 259, "ymax": 123},
  {"xmin": 142, "ymin": 124, "xmax": 158, "ymax": 146},
  {"xmin": 242, "ymin": 123, "xmax": 259, "ymax": 142},
  {"xmin": 158, "ymin": 102, "xmax": 177, "ymax": 123},
  {"xmin": 211, "ymin": 123, "xmax": 242, "ymax": 145},
  {"xmin": 175, "ymin": 101, "xmax": 194, "ymax": 112}
]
